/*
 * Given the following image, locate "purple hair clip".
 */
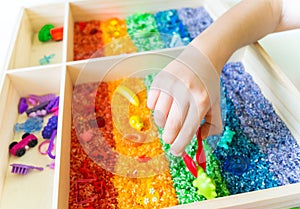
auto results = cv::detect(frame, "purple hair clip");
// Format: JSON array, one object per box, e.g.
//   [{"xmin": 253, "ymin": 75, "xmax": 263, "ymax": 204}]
[
  {"xmin": 28, "ymin": 93, "xmax": 56, "ymax": 106},
  {"xmin": 41, "ymin": 115, "xmax": 58, "ymax": 159},
  {"xmin": 47, "ymin": 129, "xmax": 57, "ymax": 159},
  {"xmin": 45, "ymin": 96, "xmax": 59, "ymax": 113}
]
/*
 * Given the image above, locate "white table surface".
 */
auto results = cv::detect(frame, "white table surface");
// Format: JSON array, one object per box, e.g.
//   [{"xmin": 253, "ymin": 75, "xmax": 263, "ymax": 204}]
[{"xmin": 0, "ymin": 0, "xmax": 299, "ymax": 91}]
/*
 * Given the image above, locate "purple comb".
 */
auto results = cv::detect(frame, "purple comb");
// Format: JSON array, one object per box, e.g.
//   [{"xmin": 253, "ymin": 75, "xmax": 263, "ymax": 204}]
[{"xmin": 10, "ymin": 163, "xmax": 44, "ymax": 175}]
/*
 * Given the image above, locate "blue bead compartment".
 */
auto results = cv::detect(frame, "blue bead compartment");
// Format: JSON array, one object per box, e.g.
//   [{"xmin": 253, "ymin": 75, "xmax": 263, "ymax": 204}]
[{"xmin": 214, "ymin": 61, "xmax": 300, "ymax": 194}]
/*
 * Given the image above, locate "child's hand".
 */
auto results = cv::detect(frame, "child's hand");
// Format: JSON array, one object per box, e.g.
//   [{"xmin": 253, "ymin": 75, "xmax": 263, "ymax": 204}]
[{"xmin": 147, "ymin": 45, "xmax": 222, "ymax": 156}]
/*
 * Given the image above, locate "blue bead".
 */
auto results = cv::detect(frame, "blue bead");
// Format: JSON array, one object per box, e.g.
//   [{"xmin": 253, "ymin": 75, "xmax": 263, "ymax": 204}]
[{"xmin": 220, "ymin": 61, "xmax": 300, "ymax": 189}]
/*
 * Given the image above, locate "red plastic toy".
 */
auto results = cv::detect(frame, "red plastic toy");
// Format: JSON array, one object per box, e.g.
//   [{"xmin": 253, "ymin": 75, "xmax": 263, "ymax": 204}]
[
  {"xmin": 50, "ymin": 27, "xmax": 64, "ymax": 41},
  {"xmin": 182, "ymin": 127, "xmax": 206, "ymax": 178},
  {"xmin": 9, "ymin": 133, "xmax": 38, "ymax": 157}
]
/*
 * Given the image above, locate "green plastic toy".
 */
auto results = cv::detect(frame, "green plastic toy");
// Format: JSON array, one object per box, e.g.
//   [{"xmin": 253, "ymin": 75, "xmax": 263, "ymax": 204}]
[
  {"xmin": 217, "ymin": 126, "xmax": 235, "ymax": 149},
  {"xmin": 38, "ymin": 24, "xmax": 54, "ymax": 42},
  {"xmin": 193, "ymin": 167, "xmax": 217, "ymax": 200}
]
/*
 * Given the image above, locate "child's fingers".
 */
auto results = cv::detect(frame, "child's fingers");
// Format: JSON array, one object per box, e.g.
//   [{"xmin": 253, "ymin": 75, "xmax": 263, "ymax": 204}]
[
  {"xmin": 147, "ymin": 89, "xmax": 160, "ymax": 110},
  {"xmin": 201, "ymin": 102, "xmax": 223, "ymax": 139},
  {"xmin": 160, "ymin": 79, "xmax": 191, "ymax": 144},
  {"xmin": 153, "ymin": 91, "xmax": 173, "ymax": 128},
  {"xmin": 170, "ymin": 101, "xmax": 202, "ymax": 156},
  {"xmin": 162, "ymin": 98, "xmax": 187, "ymax": 144},
  {"xmin": 147, "ymin": 70, "xmax": 176, "ymax": 110}
]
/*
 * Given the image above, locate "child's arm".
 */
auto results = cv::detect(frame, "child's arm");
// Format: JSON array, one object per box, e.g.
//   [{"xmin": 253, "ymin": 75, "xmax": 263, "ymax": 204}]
[
  {"xmin": 147, "ymin": 0, "xmax": 300, "ymax": 156},
  {"xmin": 193, "ymin": 0, "xmax": 300, "ymax": 73}
]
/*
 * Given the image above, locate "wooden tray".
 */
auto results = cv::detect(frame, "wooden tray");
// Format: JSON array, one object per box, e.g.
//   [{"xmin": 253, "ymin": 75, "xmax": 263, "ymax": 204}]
[{"xmin": 0, "ymin": 0, "xmax": 299, "ymax": 208}]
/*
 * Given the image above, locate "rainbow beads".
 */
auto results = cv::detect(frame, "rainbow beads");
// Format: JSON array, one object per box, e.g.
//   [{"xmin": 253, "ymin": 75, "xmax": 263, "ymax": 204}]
[
  {"xmin": 126, "ymin": 13, "xmax": 164, "ymax": 51},
  {"xmin": 154, "ymin": 9, "xmax": 191, "ymax": 47}
]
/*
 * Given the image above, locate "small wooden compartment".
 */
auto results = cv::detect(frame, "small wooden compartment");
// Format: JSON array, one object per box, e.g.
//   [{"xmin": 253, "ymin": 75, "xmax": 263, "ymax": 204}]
[
  {"xmin": 65, "ymin": 0, "xmax": 226, "ymax": 62},
  {"xmin": 1, "ymin": 0, "xmax": 300, "ymax": 209},
  {"xmin": 6, "ymin": 3, "xmax": 66, "ymax": 69},
  {"xmin": 0, "ymin": 66, "xmax": 64, "ymax": 209},
  {"xmin": 61, "ymin": 45, "xmax": 300, "ymax": 209}
]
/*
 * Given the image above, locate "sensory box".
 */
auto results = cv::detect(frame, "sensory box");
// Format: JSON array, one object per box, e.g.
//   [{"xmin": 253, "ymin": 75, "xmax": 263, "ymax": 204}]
[{"xmin": 1, "ymin": 0, "xmax": 300, "ymax": 209}]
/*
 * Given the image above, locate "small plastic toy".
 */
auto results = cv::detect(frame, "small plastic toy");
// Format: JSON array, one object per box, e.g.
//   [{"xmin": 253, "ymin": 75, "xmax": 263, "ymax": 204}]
[
  {"xmin": 115, "ymin": 85, "xmax": 140, "ymax": 106},
  {"xmin": 47, "ymin": 129, "xmax": 57, "ymax": 159},
  {"xmin": 15, "ymin": 117, "xmax": 44, "ymax": 133},
  {"xmin": 9, "ymin": 133, "xmax": 38, "ymax": 157},
  {"xmin": 42, "ymin": 115, "xmax": 58, "ymax": 139},
  {"xmin": 28, "ymin": 93, "xmax": 56, "ymax": 106},
  {"xmin": 182, "ymin": 127, "xmax": 217, "ymax": 199},
  {"xmin": 223, "ymin": 154, "xmax": 250, "ymax": 176},
  {"xmin": 38, "ymin": 24, "xmax": 63, "ymax": 42},
  {"xmin": 45, "ymin": 96, "xmax": 59, "ymax": 113},
  {"xmin": 50, "ymin": 27, "xmax": 63, "ymax": 41},
  {"xmin": 46, "ymin": 161, "xmax": 55, "ymax": 169},
  {"xmin": 182, "ymin": 128, "xmax": 206, "ymax": 177},
  {"xmin": 39, "ymin": 53, "xmax": 55, "ymax": 65},
  {"xmin": 41, "ymin": 115, "xmax": 58, "ymax": 159},
  {"xmin": 18, "ymin": 97, "xmax": 28, "ymax": 114},
  {"xmin": 26, "ymin": 101, "xmax": 50, "ymax": 117},
  {"xmin": 129, "ymin": 115, "xmax": 144, "ymax": 131},
  {"xmin": 38, "ymin": 139, "xmax": 54, "ymax": 155},
  {"xmin": 192, "ymin": 167, "xmax": 217, "ymax": 200},
  {"xmin": 10, "ymin": 163, "xmax": 44, "ymax": 175},
  {"xmin": 217, "ymin": 126, "xmax": 235, "ymax": 149},
  {"xmin": 38, "ymin": 24, "xmax": 55, "ymax": 42}
]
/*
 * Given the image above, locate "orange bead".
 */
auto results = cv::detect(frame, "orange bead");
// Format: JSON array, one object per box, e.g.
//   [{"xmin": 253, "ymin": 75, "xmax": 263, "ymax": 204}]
[{"xmin": 108, "ymin": 78, "xmax": 178, "ymax": 208}]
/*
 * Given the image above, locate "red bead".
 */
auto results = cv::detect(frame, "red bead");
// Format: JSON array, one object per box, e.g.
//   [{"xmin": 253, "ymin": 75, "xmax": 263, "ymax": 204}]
[
  {"xmin": 138, "ymin": 155, "xmax": 152, "ymax": 163},
  {"xmin": 89, "ymin": 28, "xmax": 98, "ymax": 35},
  {"xmin": 78, "ymin": 21, "xmax": 86, "ymax": 31},
  {"xmin": 96, "ymin": 116, "xmax": 105, "ymax": 128},
  {"xmin": 84, "ymin": 206, "xmax": 94, "ymax": 209},
  {"xmin": 93, "ymin": 180, "xmax": 105, "ymax": 198}
]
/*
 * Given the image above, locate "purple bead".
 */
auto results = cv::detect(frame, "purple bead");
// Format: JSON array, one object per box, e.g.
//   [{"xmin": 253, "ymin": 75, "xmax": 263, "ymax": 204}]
[{"xmin": 177, "ymin": 7, "xmax": 213, "ymax": 39}]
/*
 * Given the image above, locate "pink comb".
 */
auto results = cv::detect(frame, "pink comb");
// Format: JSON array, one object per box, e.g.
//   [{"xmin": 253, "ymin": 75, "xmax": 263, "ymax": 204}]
[{"xmin": 10, "ymin": 163, "xmax": 44, "ymax": 175}]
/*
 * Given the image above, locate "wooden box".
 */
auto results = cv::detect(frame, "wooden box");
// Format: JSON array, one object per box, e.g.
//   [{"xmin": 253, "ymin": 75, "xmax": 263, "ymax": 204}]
[{"xmin": 1, "ymin": 0, "xmax": 300, "ymax": 209}]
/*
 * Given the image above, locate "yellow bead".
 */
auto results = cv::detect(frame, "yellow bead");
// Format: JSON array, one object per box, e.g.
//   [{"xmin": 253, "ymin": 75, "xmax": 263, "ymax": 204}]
[{"xmin": 129, "ymin": 115, "xmax": 144, "ymax": 131}]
